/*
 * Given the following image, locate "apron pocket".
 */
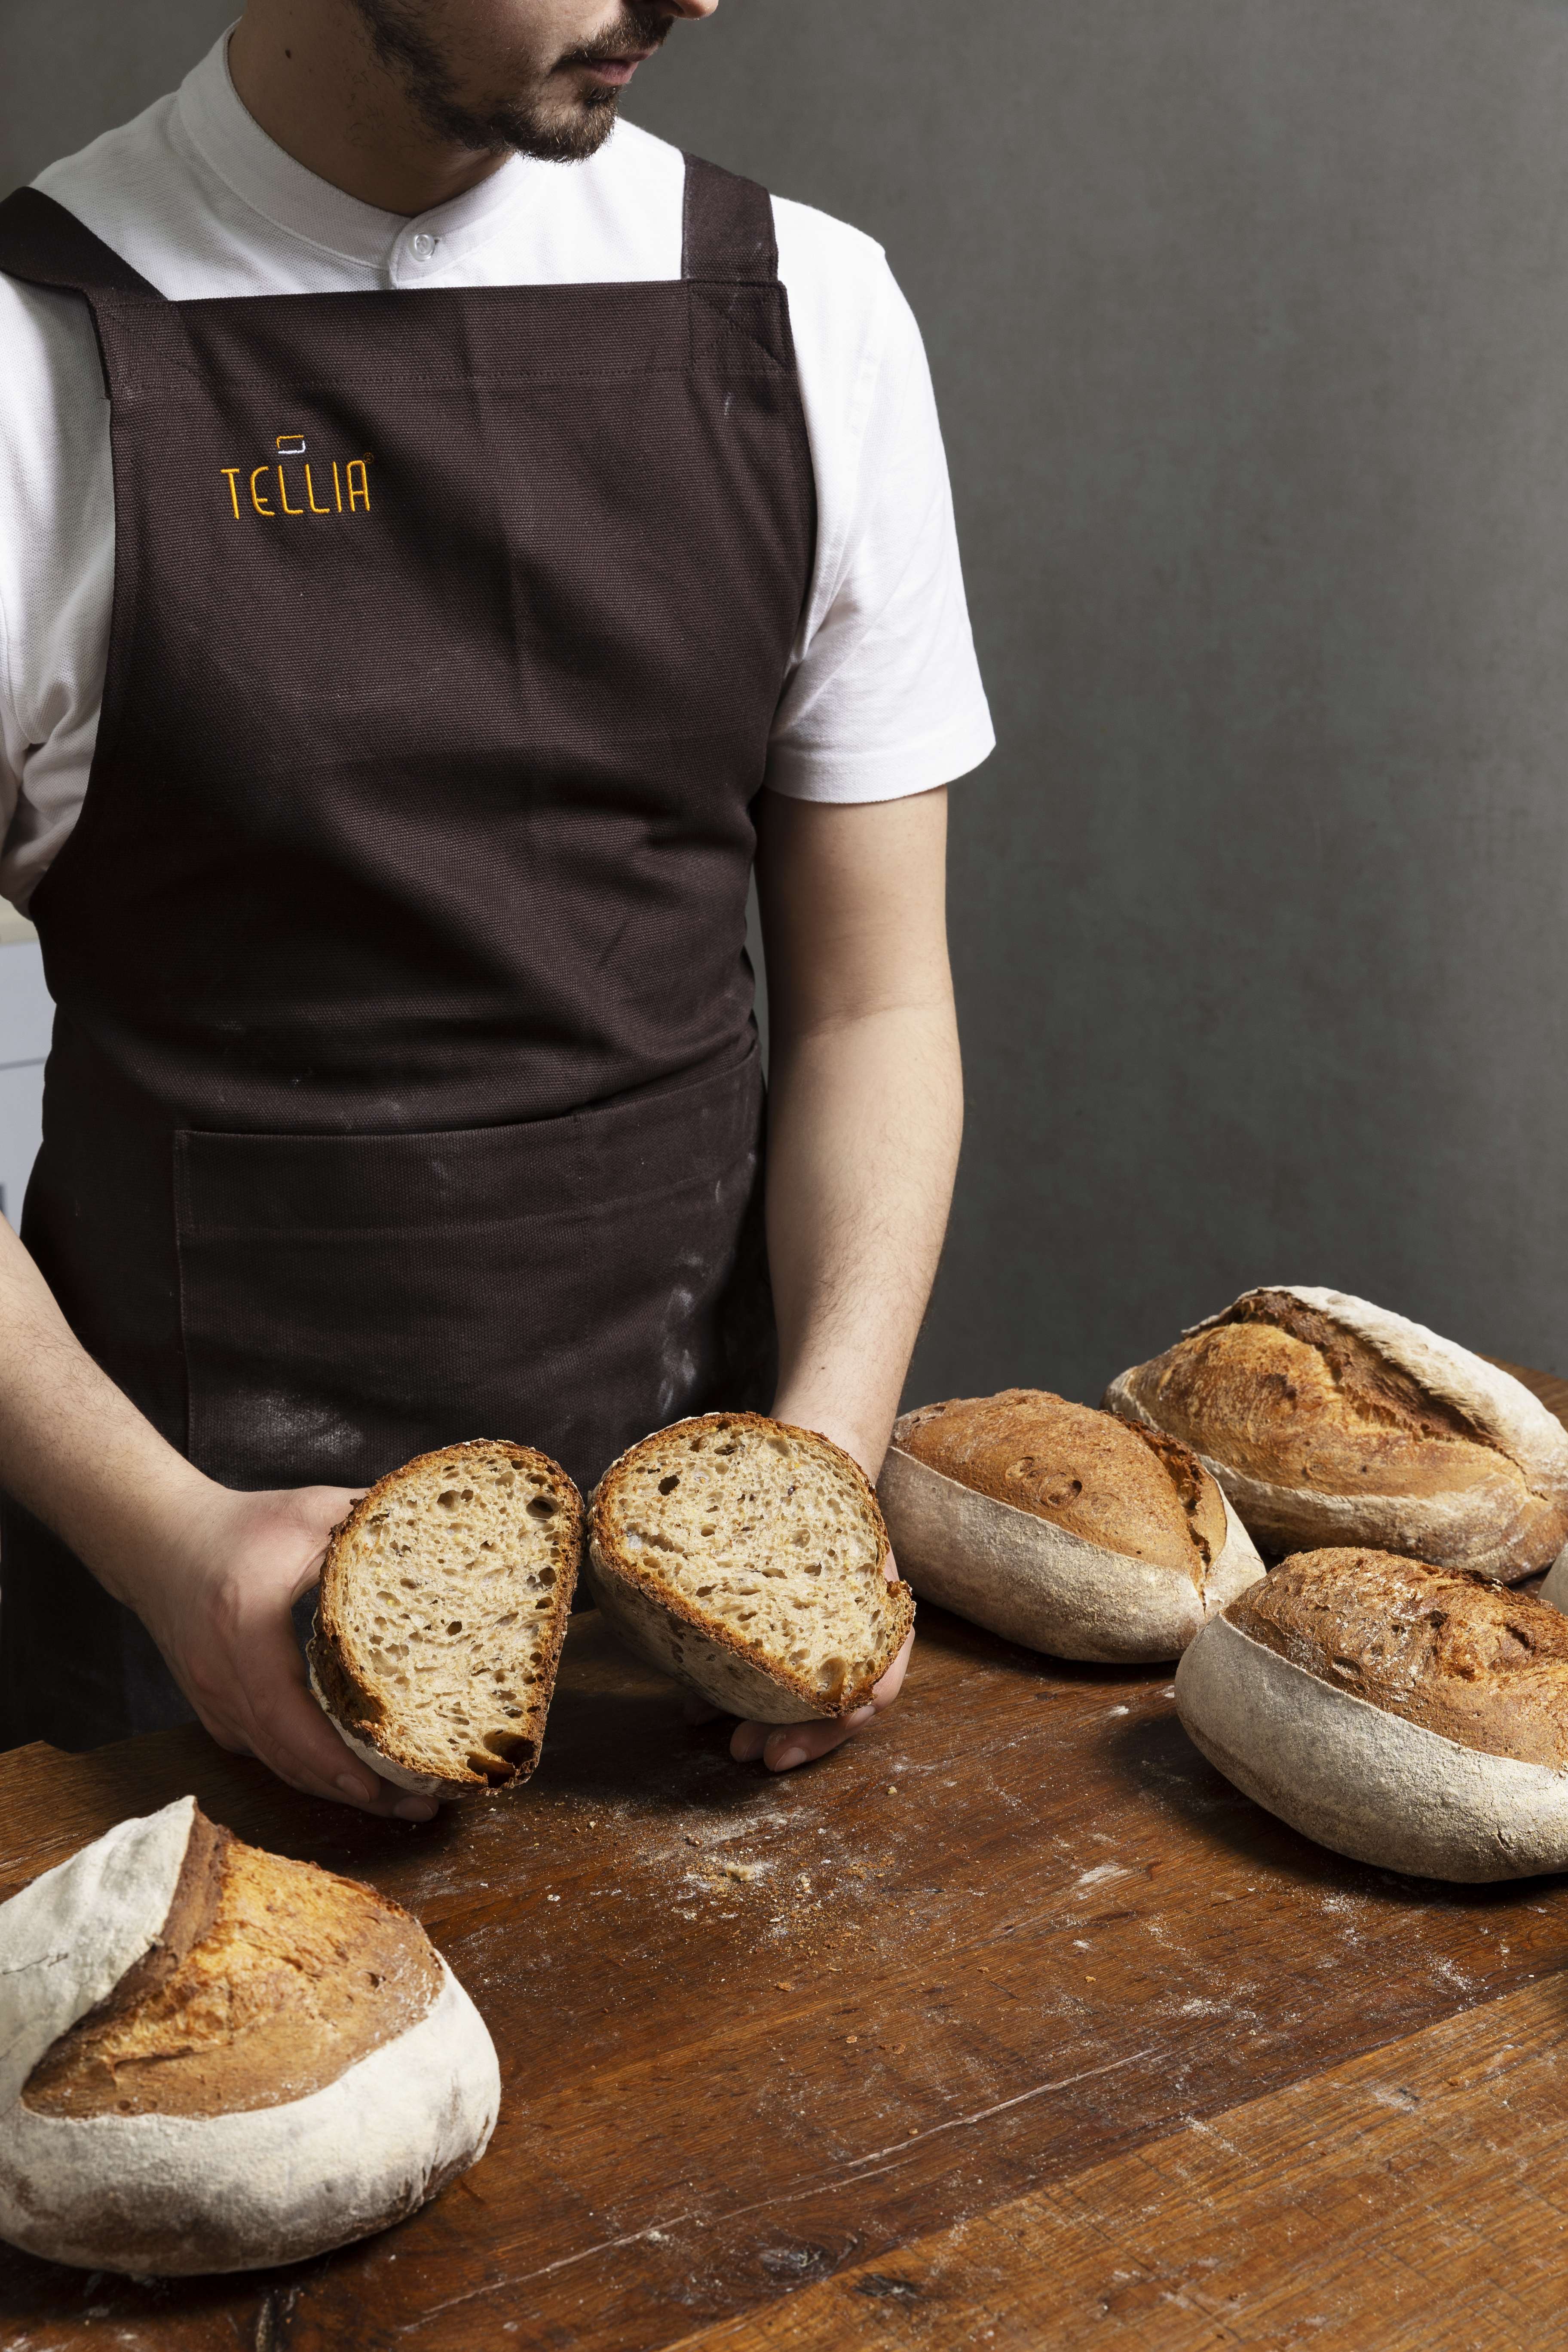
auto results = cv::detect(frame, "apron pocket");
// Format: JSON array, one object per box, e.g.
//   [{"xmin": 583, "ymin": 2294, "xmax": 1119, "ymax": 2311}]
[{"xmin": 173, "ymin": 1046, "xmax": 771, "ymax": 1498}]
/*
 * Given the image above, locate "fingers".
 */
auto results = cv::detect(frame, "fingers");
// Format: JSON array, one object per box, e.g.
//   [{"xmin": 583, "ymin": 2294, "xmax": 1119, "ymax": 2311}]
[
  {"xmin": 873, "ymin": 1626, "xmax": 916, "ymax": 1706},
  {"xmin": 234, "ymin": 1618, "xmax": 437, "ymax": 1821},
  {"xmin": 726, "ymin": 1621, "xmax": 918, "ymax": 1774},
  {"xmin": 732, "ymin": 1705, "xmax": 876, "ymax": 1772}
]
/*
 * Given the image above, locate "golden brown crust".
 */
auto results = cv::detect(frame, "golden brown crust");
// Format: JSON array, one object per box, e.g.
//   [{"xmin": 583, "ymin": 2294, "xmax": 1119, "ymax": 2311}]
[
  {"xmin": 23, "ymin": 1813, "xmax": 442, "ymax": 2119},
  {"xmin": 1121, "ymin": 1292, "xmax": 1515, "ymax": 1499},
  {"xmin": 896, "ymin": 1390, "xmax": 1226, "ymax": 1590},
  {"xmin": 1227, "ymin": 1548, "xmax": 1568, "ymax": 1766},
  {"xmin": 312, "ymin": 1438, "xmax": 583, "ymax": 1791},
  {"xmin": 589, "ymin": 1413, "xmax": 910, "ymax": 1718}
]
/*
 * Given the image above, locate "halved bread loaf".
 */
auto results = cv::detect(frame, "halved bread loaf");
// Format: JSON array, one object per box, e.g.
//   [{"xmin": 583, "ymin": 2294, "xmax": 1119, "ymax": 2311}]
[
  {"xmin": 1105, "ymin": 1287, "xmax": 1568, "ymax": 1581},
  {"xmin": 310, "ymin": 1439, "xmax": 582, "ymax": 1798},
  {"xmin": 879, "ymin": 1389, "xmax": 1264, "ymax": 1661},
  {"xmin": 0, "ymin": 1797, "xmax": 499, "ymax": 2274},
  {"xmin": 1175, "ymin": 1549, "xmax": 1568, "ymax": 1879},
  {"xmin": 587, "ymin": 1413, "xmax": 913, "ymax": 1724}
]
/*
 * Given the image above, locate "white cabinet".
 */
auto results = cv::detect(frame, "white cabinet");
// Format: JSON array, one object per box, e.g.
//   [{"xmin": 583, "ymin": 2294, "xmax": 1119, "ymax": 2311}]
[{"xmin": 0, "ymin": 940, "xmax": 51, "ymax": 1227}]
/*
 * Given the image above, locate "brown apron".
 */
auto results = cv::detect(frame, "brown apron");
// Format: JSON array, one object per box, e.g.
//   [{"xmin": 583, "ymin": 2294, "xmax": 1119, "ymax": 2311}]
[{"xmin": 0, "ymin": 161, "xmax": 815, "ymax": 1749}]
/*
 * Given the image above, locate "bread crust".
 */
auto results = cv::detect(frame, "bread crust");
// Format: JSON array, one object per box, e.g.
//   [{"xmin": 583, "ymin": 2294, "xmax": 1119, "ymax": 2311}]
[
  {"xmin": 0, "ymin": 1800, "xmax": 500, "ymax": 2273},
  {"xmin": 1226, "ymin": 1548, "xmax": 1568, "ymax": 1763},
  {"xmin": 587, "ymin": 1413, "xmax": 912, "ymax": 1724},
  {"xmin": 890, "ymin": 1390, "xmax": 1230, "ymax": 1579},
  {"xmin": 1175, "ymin": 1608, "xmax": 1568, "ymax": 1880},
  {"xmin": 25, "ymin": 1823, "xmax": 443, "ymax": 2119},
  {"xmin": 1106, "ymin": 1286, "xmax": 1568, "ymax": 1580},
  {"xmin": 878, "ymin": 1421, "xmax": 1263, "ymax": 1663},
  {"xmin": 310, "ymin": 1438, "xmax": 582, "ymax": 1798}
]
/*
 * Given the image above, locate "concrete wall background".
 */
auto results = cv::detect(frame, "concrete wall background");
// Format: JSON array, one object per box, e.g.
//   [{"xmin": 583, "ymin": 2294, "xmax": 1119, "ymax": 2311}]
[{"xmin": 7, "ymin": 1, "xmax": 1568, "ymax": 1405}]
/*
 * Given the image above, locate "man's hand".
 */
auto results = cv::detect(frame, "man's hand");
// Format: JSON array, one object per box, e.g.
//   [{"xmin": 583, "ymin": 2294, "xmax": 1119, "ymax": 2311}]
[
  {"xmin": 134, "ymin": 1481, "xmax": 438, "ymax": 1821},
  {"xmin": 0, "ymin": 1213, "xmax": 432, "ymax": 1817},
  {"xmin": 717, "ymin": 1550, "xmax": 915, "ymax": 1771}
]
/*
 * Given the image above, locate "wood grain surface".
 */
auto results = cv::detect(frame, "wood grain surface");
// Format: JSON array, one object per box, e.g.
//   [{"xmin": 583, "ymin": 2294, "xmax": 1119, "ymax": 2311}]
[
  {"xmin": 666, "ymin": 1972, "xmax": 1568, "ymax": 2352},
  {"xmin": 1, "ymin": 1356, "xmax": 1565, "ymax": 2348}
]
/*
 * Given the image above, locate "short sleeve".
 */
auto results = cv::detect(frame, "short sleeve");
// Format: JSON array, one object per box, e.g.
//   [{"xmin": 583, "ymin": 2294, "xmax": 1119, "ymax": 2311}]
[{"xmin": 766, "ymin": 251, "xmax": 994, "ymax": 804}]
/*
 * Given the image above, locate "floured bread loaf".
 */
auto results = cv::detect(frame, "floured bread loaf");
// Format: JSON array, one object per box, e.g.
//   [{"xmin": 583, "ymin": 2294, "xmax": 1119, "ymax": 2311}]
[
  {"xmin": 0, "ymin": 1797, "xmax": 499, "ymax": 2274},
  {"xmin": 1175, "ymin": 1549, "xmax": 1568, "ymax": 1879},
  {"xmin": 1105, "ymin": 1287, "xmax": 1568, "ymax": 1581},
  {"xmin": 310, "ymin": 1439, "xmax": 582, "ymax": 1798},
  {"xmin": 879, "ymin": 1389, "xmax": 1264, "ymax": 1662},
  {"xmin": 587, "ymin": 1413, "xmax": 913, "ymax": 1724}
]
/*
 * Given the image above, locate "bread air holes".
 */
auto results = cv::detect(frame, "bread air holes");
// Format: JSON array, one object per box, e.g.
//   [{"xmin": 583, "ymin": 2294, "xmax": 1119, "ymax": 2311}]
[
  {"xmin": 466, "ymin": 1729, "xmax": 534, "ymax": 1782},
  {"xmin": 527, "ymin": 1495, "xmax": 557, "ymax": 1520},
  {"xmin": 658, "ymin": 1474, "xmax": 681, "ymax": 1495},
  {"xmin": 438, "ymin": 1488, "xmax": 476, "ymax": 1510}
]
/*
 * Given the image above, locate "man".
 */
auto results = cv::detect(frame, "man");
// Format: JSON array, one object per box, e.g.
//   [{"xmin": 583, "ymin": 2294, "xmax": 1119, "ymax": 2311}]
[{"xmin": 0, "ymin": 0, "xmax": 990, "ymax": 1821}]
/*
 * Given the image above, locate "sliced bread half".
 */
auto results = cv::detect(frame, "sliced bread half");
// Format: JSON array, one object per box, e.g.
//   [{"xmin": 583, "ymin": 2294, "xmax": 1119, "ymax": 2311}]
[
  {"xmin": 309, "ymin": 1439, "xmax": 582, "ymax": 1799},
  {"xmin": 587, "ymin": 1413, "xmax": 913, "ymax": 1724}
]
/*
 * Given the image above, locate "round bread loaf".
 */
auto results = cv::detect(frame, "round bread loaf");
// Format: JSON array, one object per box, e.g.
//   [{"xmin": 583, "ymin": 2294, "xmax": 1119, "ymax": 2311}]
[
  {"xmin": 1175, "ymin": 1548, "xmax": 1568, "ymax": 1880},
  {"xmin": 878, "ymin": 1390, "xmax": 1264, "ymax": 1661},
  {"xmin": 0, "ymin": 1797, "xmax": 499, "ymax": 2274},
  {"xmin": 588, "ymin": 1414, "xmax": 912, "ymax": 1724},
  {"xmin": 1105, "ymin": 1286, "xmax": 1568, "ymax": 1581}
]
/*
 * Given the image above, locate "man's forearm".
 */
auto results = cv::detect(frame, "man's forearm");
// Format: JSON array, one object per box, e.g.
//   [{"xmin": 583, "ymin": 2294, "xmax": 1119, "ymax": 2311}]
[
  {"xmin": 0, "ymin": 1213, "xmax": 213, "ymax": 1602},
  {"xmin": 766, "ymin": 998, "xmax": 962, "ymax": 1476},
  {"xmin": 755, "ymin": 783, "xmax": 962, "ymax": 1480}
]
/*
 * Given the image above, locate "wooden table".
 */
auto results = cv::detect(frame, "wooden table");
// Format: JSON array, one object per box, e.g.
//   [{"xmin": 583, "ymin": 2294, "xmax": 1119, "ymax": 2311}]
[{"xmin": 5, "ymin": 1371, "xmax": 1568, "ymax": 2350}]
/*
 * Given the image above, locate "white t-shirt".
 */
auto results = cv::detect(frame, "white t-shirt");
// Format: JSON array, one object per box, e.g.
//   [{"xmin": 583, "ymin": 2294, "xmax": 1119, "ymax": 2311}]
[{"xmin": 0, "ymin": 35, "xmax": 992, "ymax": 915}]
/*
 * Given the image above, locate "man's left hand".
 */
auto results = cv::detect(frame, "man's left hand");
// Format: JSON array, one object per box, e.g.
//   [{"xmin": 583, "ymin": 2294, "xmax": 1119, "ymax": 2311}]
[{"xmin": 687, "ymin": 1549, "xmax": 915, "ymax": 1772}]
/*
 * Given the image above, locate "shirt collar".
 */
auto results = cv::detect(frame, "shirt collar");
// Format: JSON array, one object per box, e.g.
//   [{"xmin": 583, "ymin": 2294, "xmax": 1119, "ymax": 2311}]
[{"xmin": 177, "ymin": 25, "xmax": 539, "ymax": 275}]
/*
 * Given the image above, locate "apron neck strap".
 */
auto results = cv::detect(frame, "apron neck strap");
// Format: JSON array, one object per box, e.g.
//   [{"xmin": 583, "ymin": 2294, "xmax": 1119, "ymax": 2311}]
[
  {"xmin": 681, "ymin": 156, "xmax": 778, "ymax": 285},
  {"xmin": 0, "ymin": 187, "xmax": 162, "ymax": 298},
  {"xmin": 0, "ymin": 170, "xmax": 778, "ymax": 296}
]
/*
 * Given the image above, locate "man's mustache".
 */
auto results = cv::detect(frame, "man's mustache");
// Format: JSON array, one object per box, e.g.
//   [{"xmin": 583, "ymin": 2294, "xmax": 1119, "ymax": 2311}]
[{"xmin": 564, "ymin": 8, "xmax": 674, "ymax": 65}]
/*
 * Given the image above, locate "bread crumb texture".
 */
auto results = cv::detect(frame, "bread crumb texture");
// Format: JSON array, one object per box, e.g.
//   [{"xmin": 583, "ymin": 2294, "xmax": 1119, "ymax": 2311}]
[
  {"xmin": 1229, "ymin": 1548, "xmax": 1568, "ymax": 1765},
  {"xmin": 312, "ymin": 1440, "xmax": 582, "ymax": 1788},
  {"xmin": 592, "ymin": 1415, "xmax": 905, "ymax": 1710},
  {"xmin": 23, "ymin": 1812, "xmax": 441, "ymax": 2119},
  {"xmin": 897, "ymin": 1389, "xmax": 1225, "ymax": 1590}
]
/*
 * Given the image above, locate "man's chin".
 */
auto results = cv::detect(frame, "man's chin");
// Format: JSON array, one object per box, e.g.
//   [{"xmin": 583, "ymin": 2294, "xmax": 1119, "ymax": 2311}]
[{"xmin": 493, "ymin": 90, "xmax": 621, "ymax": 165}]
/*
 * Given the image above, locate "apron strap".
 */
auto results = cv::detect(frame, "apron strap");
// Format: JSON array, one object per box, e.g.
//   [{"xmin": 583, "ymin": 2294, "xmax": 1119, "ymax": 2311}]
[
  {"xmin": 0, "ymin": 186, "xmax": 162, "ymax": 297},
  {"xmin": 681, "ymin": 156, "xmax": 778, "ymax": 285},
  {"xmin": 0, "ymin": 172, "xmax": 779, "ymax": 297}
]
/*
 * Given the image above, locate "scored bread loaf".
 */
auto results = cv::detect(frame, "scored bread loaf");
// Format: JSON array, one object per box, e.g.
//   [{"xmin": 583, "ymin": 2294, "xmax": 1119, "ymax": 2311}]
[
  {"xmin": 0, "ymin": 1797, "xmax": 499, "ymax": 2274},
  {"xmin": 310, "ymin": 1439, "xmax": 582, "ymax": 1799},
  {"xmin": 587, "ymin": 1413, "xmax": 913, "ymax": 1724},
  {"xmin": 1175, "ymin": 1549, "xmax": 1568, "ymax": 1880},
  {"xmin": 1105, "ymin": 1286, "xmax": 1568, "ymax": 1581},
  {"xmin": 879, "ymin": 1389, "xmax": 1264, "ymax": 1662}
]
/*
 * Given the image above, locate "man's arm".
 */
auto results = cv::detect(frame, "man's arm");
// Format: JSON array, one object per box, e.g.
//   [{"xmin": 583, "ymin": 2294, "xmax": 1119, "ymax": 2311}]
[
  {"xmin": 0, "ymin": 1216, "xmax": 433, "ymax": 1817},
  {"xmin": 728, "ymin": 781, "xmax": 962, "ymax": 1771}
]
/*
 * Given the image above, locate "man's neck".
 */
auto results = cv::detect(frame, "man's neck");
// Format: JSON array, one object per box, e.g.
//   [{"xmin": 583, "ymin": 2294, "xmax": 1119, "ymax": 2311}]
[{"xmin": 228, "ymin": 0, "xmax": 509, "ymax": 219}]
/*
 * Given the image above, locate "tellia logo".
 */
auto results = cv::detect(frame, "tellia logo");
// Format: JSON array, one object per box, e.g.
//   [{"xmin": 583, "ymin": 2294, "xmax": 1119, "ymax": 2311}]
[{"xmin": 220, "ymin": 434, "xmax": 374, "ymax": 520}]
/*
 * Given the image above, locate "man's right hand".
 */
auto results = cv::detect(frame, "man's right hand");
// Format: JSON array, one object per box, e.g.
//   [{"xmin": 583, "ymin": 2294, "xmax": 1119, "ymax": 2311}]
[
  {"xmin": 0, "ymin": 1210, "xmax": 433, "ymax": 1819},
  {"xmin": 132, "ymin": 1481, "xmax": 440, "ymax": 1822}
]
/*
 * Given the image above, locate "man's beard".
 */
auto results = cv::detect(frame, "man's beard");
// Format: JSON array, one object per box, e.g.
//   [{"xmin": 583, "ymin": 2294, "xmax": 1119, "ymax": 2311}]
[{"xmin": 348, "ymin": 3, "xmax": 671, "ymax": 165}]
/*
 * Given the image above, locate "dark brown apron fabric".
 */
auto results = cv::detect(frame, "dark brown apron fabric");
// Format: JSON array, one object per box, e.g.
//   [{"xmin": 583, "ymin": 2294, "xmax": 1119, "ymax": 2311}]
[{"xmin": 0, "ymin": 159, "xmax": 813, "ymax": 1749}]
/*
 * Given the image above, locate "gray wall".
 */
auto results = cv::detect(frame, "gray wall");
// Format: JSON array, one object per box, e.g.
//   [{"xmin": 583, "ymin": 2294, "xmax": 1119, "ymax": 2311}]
[{"xmin": 9, "ymin": 1, "xmax": 1568, "ymax": 1403}]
